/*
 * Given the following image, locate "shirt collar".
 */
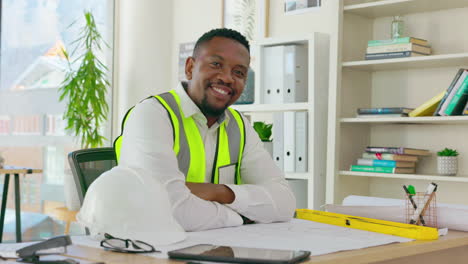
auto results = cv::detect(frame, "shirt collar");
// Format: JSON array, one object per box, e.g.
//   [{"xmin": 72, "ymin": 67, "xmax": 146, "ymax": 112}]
[{"xmin": 175, "ymin": 82, "xmax": 229, "ymax": 125}]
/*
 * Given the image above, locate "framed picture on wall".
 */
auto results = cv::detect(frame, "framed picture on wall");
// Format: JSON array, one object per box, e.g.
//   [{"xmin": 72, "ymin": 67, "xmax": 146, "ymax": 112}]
[
  {"xmin": 284, "ymin": 0, "xmax": 321, "ymax": 15},
  {"xmin": 221, "ymin": 0, "xmax": 269, "ymax": 41},
  {"xmin": 178, "ymin": 42, "xmax": 195, "ymax": 82},
  {"xmin": 221, "ymin": 0, "xmax": 267, "ymax": 105}
]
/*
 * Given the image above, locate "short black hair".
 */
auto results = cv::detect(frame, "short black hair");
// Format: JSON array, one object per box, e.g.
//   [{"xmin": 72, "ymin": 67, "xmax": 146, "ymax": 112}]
[{"xmin": 193, "ymin": 28, "xmax": 250, "ymax": 57}]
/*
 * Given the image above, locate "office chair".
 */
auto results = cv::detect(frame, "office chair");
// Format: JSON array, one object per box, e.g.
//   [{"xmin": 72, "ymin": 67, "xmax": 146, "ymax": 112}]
[
  {"xmin": 65, "ymin": 147, "xmax": 116, "ymax": 234},
  {"xmin": 68, "ymin": 147, "xmax": 117, "ymax": 205}
]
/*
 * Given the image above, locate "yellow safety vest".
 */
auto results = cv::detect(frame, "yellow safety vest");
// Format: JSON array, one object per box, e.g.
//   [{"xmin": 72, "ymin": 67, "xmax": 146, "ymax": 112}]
[{"xmin": 114, "ymin": 90, "xmax": 246, "ymax": 184}]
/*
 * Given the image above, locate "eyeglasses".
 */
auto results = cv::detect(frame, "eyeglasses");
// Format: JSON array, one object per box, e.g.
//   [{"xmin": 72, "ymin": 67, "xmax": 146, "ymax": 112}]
[{"xmin": 100, "ymin": 233, "xmax": 161, "ymax": 254}]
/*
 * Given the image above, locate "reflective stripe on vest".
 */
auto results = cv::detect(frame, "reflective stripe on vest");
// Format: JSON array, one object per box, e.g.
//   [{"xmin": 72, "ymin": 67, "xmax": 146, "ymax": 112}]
[
  {"xmin": 113, "ymin": 105, "xmax": 136, "ymax": 162},
  {"xmin": 113, "ymin": 90, "xmax": 245, "ymax": 184}
]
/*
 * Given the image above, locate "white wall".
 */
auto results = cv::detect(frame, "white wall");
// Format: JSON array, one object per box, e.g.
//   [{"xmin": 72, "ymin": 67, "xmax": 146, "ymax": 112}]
[
  {"xmin": 113, "ymin": 0, "xmax": 340, "ymax": 137},
  {"xmin": 113, "ymin": 0, "xmax": 174, "ymax": 138},
  {"xmin": 269, "ymin": 0, "xmax": 337, "ymax": 36},
  {"xmin": 170, "ymin": 0, "xmax": 223, "ymax": 88},
  {"xmin": 168, "ymin": 0, "xmax": 338, "ymax": 86}
]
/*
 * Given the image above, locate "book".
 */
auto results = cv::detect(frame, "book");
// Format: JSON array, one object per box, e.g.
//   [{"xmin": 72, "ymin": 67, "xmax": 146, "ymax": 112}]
[
  {"xmin": 366, "ymin": 43, "xmax": 431, "ymax": 55},
  {"xmin": 450, "ymin": 92, "xmax": 468, "ymax": 115},
  {"xmin": 367, "ymin": 37, "xmax": 428, "ymax": 47},
  {"xmin": 356, "ymin": 114, "xmax": 408, "ymax": 118},
  {"xmin": 454, "ymin": 93, "xmax": 468, "ymax": 115},
  {"xmin": 434, "ymin": 69, "xmax": 466, "ymax": 116},
  {"xmin": 350, "ymin": 165, "xmax": 415, "ymax": 174},
  {"xmin": 408, "ymin": 90, "xmax": 445, "ymax": 117},
  {"xmin": 357, "ymin": 158, "xmax": 416, "ymax": 168},
  {"xmin": 437, "ymin": 70, "xmax": 468, "ymax": 116},
  {"xmin": 357, "ymin": 108, "xmax": 413, "ymax": 115},
  {"xmin": 362, "ymin": 152, "xmax": 418, "ymax": 162},
  {"xmin": 365, "ymin": 146, "xmax": 430, "ymax": 156},
  {"xmin": 443, "ymin": 76, "xmax": 468, "ymax": 115},
  {"xmin": 464, "ymin": 100, "xmax": 468, "ymax": 115},
  {"xmin": 357, "ymin": 107, "xmax": 414, "ymax": 115},
  {"xmin": 365, "ymin": 51, "xmax": 426, "ymax": 60},
  {"xmin": 445, "ymin": 91, "xmax": 468, "ymax": 116}
]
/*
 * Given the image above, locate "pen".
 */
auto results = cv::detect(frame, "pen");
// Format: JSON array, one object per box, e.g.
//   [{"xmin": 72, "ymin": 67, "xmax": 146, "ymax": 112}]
[
  {"xmin": 416, "ymin": 182, "xmax": 438, "ymax": 226},
  {"xmin": 403, "ymin": 185, "xmax": 425, "ymax": 225},
  {"xmin": 403, "ymin": 185, "xmax": 417, "ymax": 209},
  {"xmin": 409, "ymin": 182, "xmax": 438, "ymax": 225}
]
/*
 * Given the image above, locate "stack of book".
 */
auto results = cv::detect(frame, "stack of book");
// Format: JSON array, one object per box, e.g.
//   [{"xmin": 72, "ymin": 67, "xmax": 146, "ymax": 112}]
[
  {"xmin": 365, "ymin": 37, "xmax": 431, "ymax": 60},
  {"xmin": 350, "ymin": 146, "xmax": 431, "ymax": 174},
  {"xmin": 356, "ymin": 107, "xmax": 414, "ymax": 118}
]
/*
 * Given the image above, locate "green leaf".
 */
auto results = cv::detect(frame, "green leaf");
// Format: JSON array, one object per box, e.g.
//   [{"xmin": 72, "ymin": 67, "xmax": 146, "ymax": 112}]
[
  {"xmin": 253, "ymin": 122, "xmax": 273, "ymax": 142},
  {"xmin": 58, "ymin": 11, "xmax": 110, "ymax": 148},
  {"xmin": 437, "ymin": 148, "xmax": 459, "ymax": 156}
]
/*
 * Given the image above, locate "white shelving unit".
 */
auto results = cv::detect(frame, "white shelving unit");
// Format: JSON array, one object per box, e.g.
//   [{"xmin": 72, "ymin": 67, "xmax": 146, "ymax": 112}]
[
  {"xmin": 341, "ymin": 116, "xmax": 468, "ymax": 124},
  {"xmin": 343, "ymin": 0, "xmax": 468, "ymax": 18},
  {"xmin": 232, "ymin": 102, "xmax": 310, "ymax": 113},
  {"xmin": 285, "ymin": 173, "xmax": 310, "ymax": 180},
  {"xmin": 339, "ymin": 171, "xmax": 468, "ymax": 183},
  {"xmin": 232, "ymin": 33, "xmax": 329, "ymax": 209},
  {"xmin": 342, "ymin": 53, "xmax": 468, "ymax": 71},
  {"xmin": 327, "ymin": 0, "xmax": 468, "ymax": 205}
]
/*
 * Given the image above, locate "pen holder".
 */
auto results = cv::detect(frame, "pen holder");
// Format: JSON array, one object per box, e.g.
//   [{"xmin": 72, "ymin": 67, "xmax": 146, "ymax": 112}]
[{"xmin": 405, "ymin": 192, "xmax": 437, "ymax": 228}]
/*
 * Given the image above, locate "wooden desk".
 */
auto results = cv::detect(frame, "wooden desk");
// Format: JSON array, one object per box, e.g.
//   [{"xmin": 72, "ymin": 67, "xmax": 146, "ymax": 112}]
[
  {"xmin": 39, "ymin": 230, "xmax": 468, "ymax": 264},
  {"xmin": 0, "ymin": 166, "xmax": 42, "ymax": 243}
]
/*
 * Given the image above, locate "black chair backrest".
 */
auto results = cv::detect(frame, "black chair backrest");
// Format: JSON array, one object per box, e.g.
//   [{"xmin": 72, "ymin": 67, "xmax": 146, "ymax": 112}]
[{"xmin": 68, "ymin": 147, "xmax": 117, "ymax": 205}]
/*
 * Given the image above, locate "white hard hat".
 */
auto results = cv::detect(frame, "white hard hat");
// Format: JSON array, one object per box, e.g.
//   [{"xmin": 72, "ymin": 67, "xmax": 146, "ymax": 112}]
[{"xmin": 77, "ymin": 166, "xmax": 186, "ymax": 246}]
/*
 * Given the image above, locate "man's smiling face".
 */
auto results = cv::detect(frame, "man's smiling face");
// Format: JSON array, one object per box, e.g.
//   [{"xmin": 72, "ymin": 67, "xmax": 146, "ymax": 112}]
[{"xmin": 185, "ymin": 36, "xmax": 250, "ymax": 119}]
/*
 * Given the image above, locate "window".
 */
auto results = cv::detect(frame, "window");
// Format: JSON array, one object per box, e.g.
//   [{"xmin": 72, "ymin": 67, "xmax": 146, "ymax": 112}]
[{"xmin": 0, "ymin": 0, "xmax": 114, "ymax": 241}]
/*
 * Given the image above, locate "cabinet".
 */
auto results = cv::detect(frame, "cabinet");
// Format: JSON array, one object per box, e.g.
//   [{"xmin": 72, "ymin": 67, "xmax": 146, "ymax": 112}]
[
  {"xmin": 327, "ymin": 0, "xmax": 468, "ymax": 205},
  {"xmin": 232, "ymin": 32, "xmax": 329, "ymax": 209}
]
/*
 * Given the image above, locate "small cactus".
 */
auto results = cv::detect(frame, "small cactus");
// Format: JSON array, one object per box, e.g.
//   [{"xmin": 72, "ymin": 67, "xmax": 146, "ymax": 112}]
[{"xmin": 437, "ymin": 148, "xmax": 459, "ymax": 157}]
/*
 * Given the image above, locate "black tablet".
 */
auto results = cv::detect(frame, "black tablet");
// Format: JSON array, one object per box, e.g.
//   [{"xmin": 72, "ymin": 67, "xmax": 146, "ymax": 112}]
[{"xmin": 168, "ymin": 244, "xmax": 311, "ymax": 264}]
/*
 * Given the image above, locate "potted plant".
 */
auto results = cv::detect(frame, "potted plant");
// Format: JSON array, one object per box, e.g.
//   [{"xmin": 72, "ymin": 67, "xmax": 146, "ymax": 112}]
[
  {"xmin": 59, "ymin": 11, "xmax": 110, "ymax": 211},
  {"xmin": 253, "ymin": 121, "xmax": 273, "ymax": 156},
  {"xmin": 59, "ymin": 11, "xmax": 110, "ymax": 148},
  {"xmin": 437, "ymin": 148, "xmax": 459, "ymax": 176}
]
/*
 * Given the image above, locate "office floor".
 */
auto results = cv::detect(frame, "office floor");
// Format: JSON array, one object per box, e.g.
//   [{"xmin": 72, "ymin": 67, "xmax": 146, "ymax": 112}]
[
  {"xmin": 0, "ymin": 173, "xmax": 85, "ymax": 243},
  {"xmin": 1, "ymin": 201, "xmax": 85, "ymax": 243},
  {"xmin": 2, "ymin": 215, "xmax": 85, "ymax": 243}
]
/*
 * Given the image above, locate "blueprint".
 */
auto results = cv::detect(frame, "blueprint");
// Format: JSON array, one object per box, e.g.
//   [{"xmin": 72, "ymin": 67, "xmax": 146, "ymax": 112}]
[{"xmin": 70, "ymin": 218, "xmax": 411, "ymax": 257}]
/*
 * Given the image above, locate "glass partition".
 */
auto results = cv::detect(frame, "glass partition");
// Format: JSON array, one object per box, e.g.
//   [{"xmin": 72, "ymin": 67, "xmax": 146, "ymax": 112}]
[{"xmin": 0, "ymin": 0, "xmax": 114, "ymax": 242}]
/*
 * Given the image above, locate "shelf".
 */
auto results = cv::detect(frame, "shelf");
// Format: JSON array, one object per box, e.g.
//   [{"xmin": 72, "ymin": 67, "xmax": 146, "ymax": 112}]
[
  {"xmin": 340, "ymin": 116, "xmax": 468, "ymax": 124},
  {"xmin": 342, "ymin": 53, "xmax": 468, "ymax": 72},
  {"xmin": 285, "ymin": 173, "xmax": 310, "ymax": 180},
  {"xmin": 330, "ymin": 0, "xmax": 468, "ymax": 205},
  {"xmin": 255, "ymin": 37, "xmax": 311, "ymax": 47},
  {"xmin": 0, "ymin": 135, "xmax": 75, "ymax": 147},
  {"xmin": 231, "ymin": 102, "xmax": 310, "ymax": 113},
  {"xmin": 344, "ymin": 0, "xmax": 468, "ymax": 18},
  {"xmin": 339, "ymin": 170, "xmax": 468, "ymax": 183}
]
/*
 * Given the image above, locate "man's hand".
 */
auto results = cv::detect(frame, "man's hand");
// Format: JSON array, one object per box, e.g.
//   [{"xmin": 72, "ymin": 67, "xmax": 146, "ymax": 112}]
[{"xmin": 186, "ymin": 182, "xmax": 235, "ymax": 204}]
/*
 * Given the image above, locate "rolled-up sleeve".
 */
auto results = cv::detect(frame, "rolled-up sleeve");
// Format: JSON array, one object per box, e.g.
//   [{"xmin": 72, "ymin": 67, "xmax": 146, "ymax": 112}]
[
  {"xmin": 225, "ymin": 115, "xmax": 296, "ymax": 223},
  {"xmin": 119, "ymin": 100, "xmax": 243, "ymax": 231}
]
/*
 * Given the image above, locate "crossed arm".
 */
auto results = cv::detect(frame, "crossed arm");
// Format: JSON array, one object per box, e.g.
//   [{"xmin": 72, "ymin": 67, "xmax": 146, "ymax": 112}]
[
  {"xmin": 185, "ymin": 182, "xmax": 235, "ymax": 204},
  {"xmin": 119, "ymin": 100, "xmax": 296, "ymax": 231}
]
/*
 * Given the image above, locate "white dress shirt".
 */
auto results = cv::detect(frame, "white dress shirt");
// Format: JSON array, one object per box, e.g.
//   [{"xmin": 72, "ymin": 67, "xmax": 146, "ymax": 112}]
[{"xmin": 119, "ymin": 83, "xmax": 296, "ymax": 231}]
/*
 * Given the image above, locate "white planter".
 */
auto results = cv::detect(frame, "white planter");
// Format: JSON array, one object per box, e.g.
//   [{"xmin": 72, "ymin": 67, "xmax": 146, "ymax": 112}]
[
  {"xmin": 437, "ymin": 156, "xmax": 458, "ymax": 176},
  {"xmin": 263, "ymin": 141, "xmax": 273, "ymax": 158}
]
